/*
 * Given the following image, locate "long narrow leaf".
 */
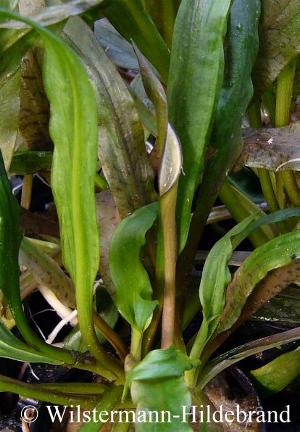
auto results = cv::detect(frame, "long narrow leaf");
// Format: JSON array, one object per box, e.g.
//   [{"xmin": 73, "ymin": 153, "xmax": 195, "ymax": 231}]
[{"xmin": 0, "ymin": 9, "xmax": 121, "ymax": 379}]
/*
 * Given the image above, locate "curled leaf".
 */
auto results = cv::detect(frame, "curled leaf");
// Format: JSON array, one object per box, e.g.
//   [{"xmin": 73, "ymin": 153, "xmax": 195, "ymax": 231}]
[
  {"xmin": 159, "ymin": 124, "xmax": 182, "ymax": 196},
  {"xmin": 109, "ymin": 202, "xmax": 159, "ymax": 331}
]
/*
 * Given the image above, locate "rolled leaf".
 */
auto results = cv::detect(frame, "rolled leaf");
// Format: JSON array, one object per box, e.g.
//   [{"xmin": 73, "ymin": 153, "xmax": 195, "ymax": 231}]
[
  {"xmin": 168, "ymin": 0, "xmax": 232, "ymax": 252},
  {"xmin": 109, "ymin": 202, "xmax": 159, "ymax": 331}
]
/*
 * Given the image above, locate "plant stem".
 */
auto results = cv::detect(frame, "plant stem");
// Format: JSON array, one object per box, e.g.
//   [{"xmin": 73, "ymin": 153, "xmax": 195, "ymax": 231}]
[
  {"xmin": 275, "ymin": 59, "xmax": 300, "ymax": 206},
  {"xmin": 93, "ymin": 312, "xmax": 128, "ymax": 361},
  {"xmin": 219, "ymin": 180, "xmax": 274, "ymax": 247},
  {"xmin": 112, "ymin": 422, "xmax": 131, "ymax": 432},
  {"xmin": 257, "ymin": 168, "xmax": 279, "ymax": 212},
  {"xmin": 21, "ymin": 174, "xmax": 33, "ymax": 209},
  {"xmin": 130, "ymin": 327, "xmax": 143, "ymax": 361},
  {"xmin": 276, "ymin": 60, "xmax": 296, "ymax": 127},
  {"xmin": 161, "ymin": 183, "xmax": 178, "ymax": 348},
  {"xmin": 0, "ymin": 374, "xmax": 98, "ymax": 409},
  {"xmin": 81, "ymin": 385, "xmax": 123, "ymax": 432},
  {"xmin": 95, "ymin": 173, "xmax": 109, "ymax": 191},
  {"xmin": 34, "ymin": 382, "xmax": 107, "ymax": 395}
]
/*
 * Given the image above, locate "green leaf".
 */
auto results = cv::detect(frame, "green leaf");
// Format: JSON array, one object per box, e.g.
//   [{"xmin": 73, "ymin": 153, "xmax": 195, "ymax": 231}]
[
  {"xmin": 127, "ymin": 347, "xmax": 197, "ymax": 432},
  {"xmin": 63, "ymin": 17, "xmax": 156, "ymax": 219},
  {"xmin": 0, "ymin": 9, "xmax": 121, "ymax": 377},
  {"xmin": 253, "ymin": 0, "xmax": 300, "ymax": 97},
  {"xmin": 145, "ymin": 0, "xmax": 180, "ymax": 47},
  {"xmin": 190, "ymin": 207, "xmax": 300, "ymax": 360},
  {"xmin": 199, "ymin": 326, "xmax": 300, "ymax": 388},
  {"xmin": 251, "ymin": 347, "xmax": 300, "ymax": 393},
  {"xmin": 218, "ymin": 230, "xmax": 300, "ymax": 334},
  {"xmin": 186, "ymin": 0, "xmax": 261, "ymax": 250},
  {"xmin": 0, "ymin": 319, "xmax": 62, "ymax": 364},
  {"xmin": 195, "ymin": 214, "xmax": 260, "ymax": 356},
  {"xmin": 109, "ymin": 202, "xmax": 159, "ymax": 331},
  {"xmin": 100, "ymin": 0, "xmax": 170, "ymax": 83},
  {"xmin": 9, "ymin": 150, "xmax": 52, "ymax": 174},
  {"xmin": 168, "ymin": 0, "xmax": 232, "ymax": 252}
]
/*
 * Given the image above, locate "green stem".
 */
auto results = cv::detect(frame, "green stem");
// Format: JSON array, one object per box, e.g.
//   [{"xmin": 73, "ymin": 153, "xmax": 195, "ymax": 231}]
[
  {"xmin": 219, "ymin": 180, "xmax": 274, "ymax": 247},
  {"xmin": 21, "ymin": 174, "xmax": 33, "ymax": 209},
  {"xmin": 257, "ymin": 169, "xmax": 279, "ymax": 212},
  {"xmin": 93, "ymin": 312, "xmax": 128, "ymax": 361},
  {"xmin": 276, "ymin": 60, "xmax": 296, "ymax": 127},
  {"xmin": 248, "ymin": 101, "xmax": 282, "ymax": 215},
  {"xmin": 161, "ymin": 183, "xmax": 179, "ymax": 348},
  {"xmin": 95, "ymin": 173, "xmax": 109, "ymax": 191},
  {"xmin": 80, "ymin": 385, "xmax": 123, "ymax": 432},
  {"xmin": 130, "ymin": 327, "xmax": 143, "ymax": 361},
  {"xmin": 0, "ymin": 375, "xmax": 98, "ymax": 409},
  {"xmin": 39, "ymin": 382, "xmax": 107, "ymax": 395},
  {"xmin": 112, "ymin": 422, "xmax": 131, "ymax": 432},
  {"xmin": 275, "ymin": 59, "xmax": 300, "ymax": 206}
]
